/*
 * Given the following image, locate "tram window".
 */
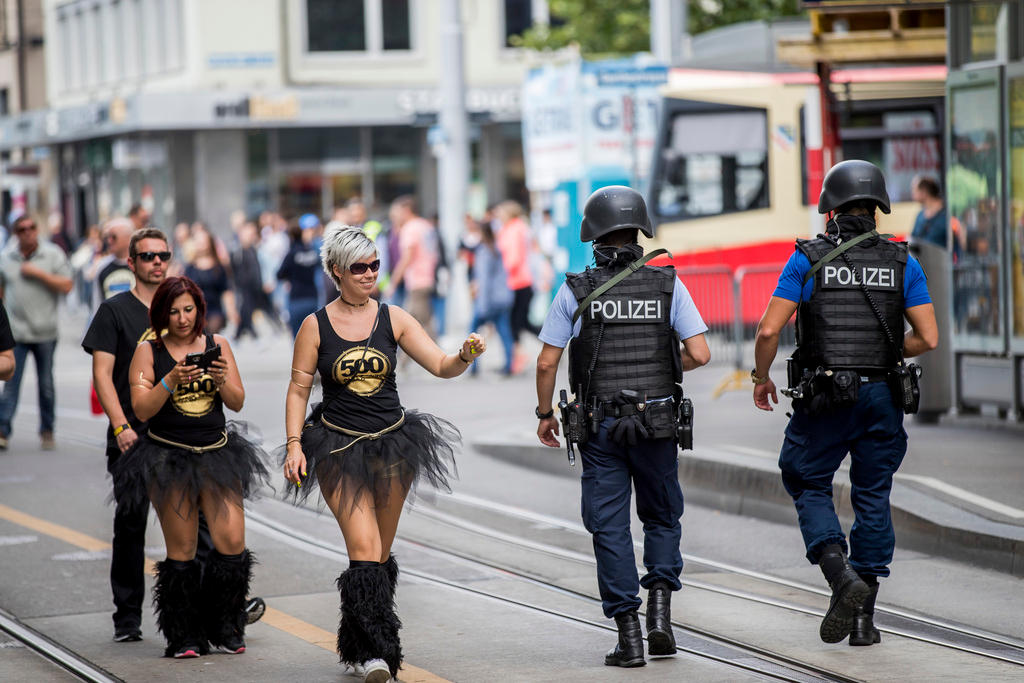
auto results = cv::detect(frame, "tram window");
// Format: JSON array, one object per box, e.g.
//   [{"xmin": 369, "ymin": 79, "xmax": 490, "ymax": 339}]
[
  {"xmin": 801, "ymin": 104, "xmax": 943, "ymax": 205},
  {"xmin": 841, "ymin": 109, "xmax": 942, "ymax": 203},
  {"xmin": 654, "ymin": 109, "xmax": 769, "ymax": 220}
]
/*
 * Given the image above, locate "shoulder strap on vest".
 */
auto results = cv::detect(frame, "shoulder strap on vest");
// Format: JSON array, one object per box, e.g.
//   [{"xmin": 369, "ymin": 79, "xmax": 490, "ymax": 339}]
[
  {"xmin": 802, "ymin": 231, "xmax": 894, "ymax": 285},
  {"xmin": 572, "ymin": 249, "xmax": 671, "ymax": 325}
]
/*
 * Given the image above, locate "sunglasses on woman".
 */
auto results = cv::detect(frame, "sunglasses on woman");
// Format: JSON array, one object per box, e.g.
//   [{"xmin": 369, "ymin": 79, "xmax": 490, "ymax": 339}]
[
  {"xmin": 349, "ymin": 259, "xmax": 381, "ymax": 275},
  {"xmin": 136, "ymin": 251, "xmax": 172, "ymax": 262}
]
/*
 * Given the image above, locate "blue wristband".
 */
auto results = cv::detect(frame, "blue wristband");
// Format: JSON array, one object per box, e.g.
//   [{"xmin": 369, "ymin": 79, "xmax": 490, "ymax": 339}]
[{"xmin": 160, "ymin": 377, "xmax": 173, "ymax": 393}]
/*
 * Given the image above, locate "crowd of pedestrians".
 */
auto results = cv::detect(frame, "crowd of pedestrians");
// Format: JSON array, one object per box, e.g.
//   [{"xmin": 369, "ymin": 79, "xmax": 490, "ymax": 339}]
[{"xmin": 0, "ymin": 194, "xmax": 558, "ymax": 452}]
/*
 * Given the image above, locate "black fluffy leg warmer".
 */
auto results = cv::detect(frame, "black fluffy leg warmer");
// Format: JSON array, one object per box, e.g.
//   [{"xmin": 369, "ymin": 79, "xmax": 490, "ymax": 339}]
[
  {"xmin": 383, "ymin": 555, "xmax": 399, "ymax": 596},
  {"xmin": 153, "ymin": 558, "xmax": 207, "ymax": 657},
  {"xmin": 200, "ymin": 549, "xmax": 254, "ymax": 649},
  {"xmin": 336, "ymin": 562, "xmax": 403, "ymax": 677}
]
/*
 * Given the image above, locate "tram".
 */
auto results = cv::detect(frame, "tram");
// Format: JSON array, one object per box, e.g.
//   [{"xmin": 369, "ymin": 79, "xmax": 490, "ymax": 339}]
[
  {"xmin": 646, "ymin": 65, "xmax": 947, "ymax": 270},
  {"xmin": 644, "ymin": 65, "xmax": 946, "ymax": 330}
]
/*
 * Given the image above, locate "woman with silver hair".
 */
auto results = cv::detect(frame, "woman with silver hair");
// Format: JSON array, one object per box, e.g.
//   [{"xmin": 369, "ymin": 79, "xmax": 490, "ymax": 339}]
[{"xmin": 282, "ymin": 224, "xmax": 485, "ymax": 682}]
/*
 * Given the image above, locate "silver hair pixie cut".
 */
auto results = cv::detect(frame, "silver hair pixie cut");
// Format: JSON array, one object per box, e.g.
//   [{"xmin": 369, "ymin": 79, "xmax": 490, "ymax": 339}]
[{"xmin": 320, "ymin": 222, "xmax": 378, "ymax": 287}]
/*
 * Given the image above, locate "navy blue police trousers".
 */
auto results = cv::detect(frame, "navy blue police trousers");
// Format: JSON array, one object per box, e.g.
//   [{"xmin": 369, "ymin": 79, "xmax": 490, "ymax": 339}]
[
  {"xmin": 778, "ymin": 381, "xmax": 907, "ymax": 578},
  {"xmin": 580, "ymin": 416, "xmax": 684, "ymax": 618}
]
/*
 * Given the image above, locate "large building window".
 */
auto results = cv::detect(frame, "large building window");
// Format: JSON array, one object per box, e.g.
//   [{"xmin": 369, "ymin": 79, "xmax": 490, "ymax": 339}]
[
  {"xmin": 307, "ymin": 0, "xmax": 366, "ymax": 52},
  {"xmin": 504, "ymin": 0, "xmax": 533, "ymax": 47},
  {"xmin": 306, "ymin": 0, "xmax": 411, "ymax": 54},
  {"xmin": 382, "ymin": 0, "xmax": 411, "ymax": 50},
  {"xmin": 55, "ymin": 0, "xmax": 185, "ymax": 93},
  {"xmin": 652, "ymin": 104, "xmax": 769, "ymax": 220}
]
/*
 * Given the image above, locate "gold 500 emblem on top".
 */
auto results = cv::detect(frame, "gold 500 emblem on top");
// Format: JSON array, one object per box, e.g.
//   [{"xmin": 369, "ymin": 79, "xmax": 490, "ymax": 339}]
[
  {"xmin": 332, "ymin": 347, "xmax": 391, "ymax": 396},
  {"xmin": 172, "ymin": 373, "xmax": 218, "ymax": 417}
]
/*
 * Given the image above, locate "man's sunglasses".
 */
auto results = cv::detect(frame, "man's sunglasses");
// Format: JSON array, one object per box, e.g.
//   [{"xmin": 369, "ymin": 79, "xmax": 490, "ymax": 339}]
[
  {"xmin": 349, "ymin": 259, "xmax": 381, "ymax": 275},
  {"xmin": 135, "ymin": 251, "xmax": 172, "ymax": 262}
]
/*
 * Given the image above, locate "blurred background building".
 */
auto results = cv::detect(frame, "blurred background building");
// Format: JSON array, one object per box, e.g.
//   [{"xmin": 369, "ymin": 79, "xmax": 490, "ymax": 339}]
[
  {"xmin": 0, "ymin": 0, "xmax": 543, "ymax": 234},
  {"xmin": 0, "ymin": 0, "xmax": 49, "ymax": 222}
]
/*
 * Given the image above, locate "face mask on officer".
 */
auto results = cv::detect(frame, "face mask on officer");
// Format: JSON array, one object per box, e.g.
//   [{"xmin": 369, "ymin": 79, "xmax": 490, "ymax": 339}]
[{"xmin": 593, "ymin": 242, "xmax": 644, "ymax": 268}]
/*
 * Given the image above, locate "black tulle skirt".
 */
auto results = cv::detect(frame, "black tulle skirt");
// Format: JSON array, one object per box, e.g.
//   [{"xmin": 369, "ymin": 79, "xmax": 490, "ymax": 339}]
[
  {"xmin": 279, "ymin": 404, "xmax": 459, "ymax": 508},
  {"xmin": 111, "ymin": 421, "xmax": 271, "ymax": 517}
]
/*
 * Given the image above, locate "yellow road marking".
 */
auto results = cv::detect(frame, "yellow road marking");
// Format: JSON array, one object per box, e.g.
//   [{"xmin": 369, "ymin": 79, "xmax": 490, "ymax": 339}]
[
  {"xmin": 0, "ymin": 503, "xmax": 109, "ymax": 552},
  {"xmin": 0, "ymin": 502, "xmax": 450, "ymax": 682}
]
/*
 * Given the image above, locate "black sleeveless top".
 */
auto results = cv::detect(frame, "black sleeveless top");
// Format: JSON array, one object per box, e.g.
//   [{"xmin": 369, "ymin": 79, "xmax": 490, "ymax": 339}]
[
  {"xmin": 316, "ymin": 304, "xmax": 402, "ymax": 432},
  {"xmin": 149, "ymin": 334, "xmax": 225, "ymax": 446}
]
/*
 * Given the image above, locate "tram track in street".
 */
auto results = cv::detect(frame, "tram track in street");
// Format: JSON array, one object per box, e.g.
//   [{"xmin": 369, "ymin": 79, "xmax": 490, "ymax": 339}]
[
  {"xmin": 249, "ymin": 501, "xmax": 854, "ymax": 683},
  {"xmin": 409, "ymin": 490, "xmax": 1024, "ymax": 669},
  {"xmin": 0, "ymin": 606, "xmax": 122, "ymax": 683},
  {"xmin": 53, "ymin": 424, "xmax": 1024, "ymax": 679}
]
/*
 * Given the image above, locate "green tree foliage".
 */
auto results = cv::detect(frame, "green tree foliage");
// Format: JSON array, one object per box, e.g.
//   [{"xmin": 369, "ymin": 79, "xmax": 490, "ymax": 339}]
[
  {"xmin": 511, "ymin": 0, "xmax": 651, "ymax": 57},
  {"xmin": 511, "ymin": 0, "xmax": 805, "ymax": 56},
  {"xmin": 689, "ymin": 0, "xmax": 803, "ymax": 36}
]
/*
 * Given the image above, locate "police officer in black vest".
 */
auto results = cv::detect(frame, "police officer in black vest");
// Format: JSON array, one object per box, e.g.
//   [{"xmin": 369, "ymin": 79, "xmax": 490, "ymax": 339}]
[
  {"xmin": 752, "ymin": 160, "xmax": 938, "ymax": 646},
  {"xmin": 536, "ymin": 186, "xmax": 710, "ymax": 667}
]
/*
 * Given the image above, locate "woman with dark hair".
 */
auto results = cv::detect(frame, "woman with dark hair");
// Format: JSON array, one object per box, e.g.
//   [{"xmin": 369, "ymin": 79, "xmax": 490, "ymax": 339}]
[
  {"xmin": 185, "ymin": 226, "xmax": 235, "ymax": 333},
  {"xmin": 115, "ymin": 276, "xmax": 268, "ymax": 659},
  {"xmin": 282, "ymin": 224, "xmax": 486, "ymax": 682},
  {"xmin": 276, "ymin": 219, "xmax": 322, "ymax": 337}
]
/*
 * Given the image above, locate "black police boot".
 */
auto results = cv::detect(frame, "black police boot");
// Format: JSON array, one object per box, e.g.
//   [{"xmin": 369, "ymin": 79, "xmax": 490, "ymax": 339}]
[
  {"xmin": 818, "ymin": 544, "xmax": 870, "ymax": 644},
  {"xmin": 605, "ymin": 611, "xmax": 646, "ymax": 667},
  {"xmin": 645, "ymin": 582, "xmax": 676, "ymax": 656},
  {"xmin": 849, "ymin": 578, "xmax": 881, "ymax": 646}
]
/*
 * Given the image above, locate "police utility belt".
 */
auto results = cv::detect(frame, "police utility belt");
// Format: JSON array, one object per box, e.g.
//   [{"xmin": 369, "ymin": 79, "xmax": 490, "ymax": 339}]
[
  {"xmin": 782, "ymin": 230, "xmax": 922, "ymax": 416},
  {"xmin": 557, "ymin": 249, "xmax": 694, "ymax": 466}
]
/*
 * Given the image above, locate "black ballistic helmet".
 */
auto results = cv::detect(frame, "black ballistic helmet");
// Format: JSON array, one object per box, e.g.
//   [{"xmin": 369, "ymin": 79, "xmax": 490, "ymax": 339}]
[
  {"xmin": 817, "ymin": 159, "xmax": 891, "ymax": 215},
  {"xmin": 580, "ymin": 185, "xmax": 655, "ymax": 242}
]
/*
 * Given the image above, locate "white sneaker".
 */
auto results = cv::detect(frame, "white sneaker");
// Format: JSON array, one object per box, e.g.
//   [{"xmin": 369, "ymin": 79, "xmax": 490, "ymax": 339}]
[
  {"xmin": 342, "ymin": 662, "xmax": 366, "ymax": 677},
  {"xmin": 363, "ymin": 659, "xmax": 392, "ymax": 682}
]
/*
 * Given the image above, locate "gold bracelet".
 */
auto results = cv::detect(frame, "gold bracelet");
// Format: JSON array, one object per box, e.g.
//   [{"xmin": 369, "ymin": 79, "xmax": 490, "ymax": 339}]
[
  {"xmin": 290, "ymin": 379, "xmax": 313, "ymax": 389},
  {"xmin": 286, "ymin": 435, "xmax": 302, "ymax": 444}
]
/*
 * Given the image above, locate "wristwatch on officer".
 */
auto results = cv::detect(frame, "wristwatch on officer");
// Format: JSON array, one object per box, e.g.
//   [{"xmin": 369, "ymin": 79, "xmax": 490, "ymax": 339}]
[
  {"xmin": 750, "ymin": 369, "xmax": 769, "ymax": 386},
  {"xmin": 535, "ymin": 406, "xmax": 555, "ymax": 419}
]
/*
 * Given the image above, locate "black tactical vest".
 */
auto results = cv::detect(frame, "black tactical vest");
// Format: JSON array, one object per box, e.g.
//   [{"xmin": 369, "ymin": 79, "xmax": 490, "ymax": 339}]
[
  {"xmin": 796, "ymin": 232, "xmax": 907, "ymax": 371},
  {"xmin": 565, "ymin": 264, "xmax": 678, "ymax": 402}
]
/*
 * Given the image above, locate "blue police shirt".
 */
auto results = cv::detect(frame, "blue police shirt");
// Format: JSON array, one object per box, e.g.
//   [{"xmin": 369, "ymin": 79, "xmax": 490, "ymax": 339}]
[
  {"xmin": 772, "ymin": 250, "xmax": 932, "ymax": 307},
  {"xmin": 539, "ymin": 277, "xmax": 708, "ymax": 349}
]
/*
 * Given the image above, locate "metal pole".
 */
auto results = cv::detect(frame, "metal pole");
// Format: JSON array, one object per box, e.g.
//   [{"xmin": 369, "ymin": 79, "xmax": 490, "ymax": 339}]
[
  {"xmin": 15, "ymin": 0, "xmax": 26, "ymax": 112},
  {"xmin": 438, "ymin": 0, "xmax": 470, "ymax": 336},
  {"xmin": 650, "ymin": 0, "xmax": 688, "ymax": 65}
]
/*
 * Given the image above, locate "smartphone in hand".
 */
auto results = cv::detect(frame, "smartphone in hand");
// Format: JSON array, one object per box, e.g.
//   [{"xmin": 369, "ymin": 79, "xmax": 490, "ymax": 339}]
[{"xmin": 184, "ymin": 345, "xmax": 222, "ymax": 370}]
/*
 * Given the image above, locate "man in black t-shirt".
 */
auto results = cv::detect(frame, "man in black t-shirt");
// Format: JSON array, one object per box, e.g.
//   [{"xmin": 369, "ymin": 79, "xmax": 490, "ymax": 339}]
[
  {"xmin": 83, "ymin": 228, "xmax": 167, "ymax": 642},
  {"xmin": 0, "ymin": 300, "xmax": 15, "ymax": 382}
]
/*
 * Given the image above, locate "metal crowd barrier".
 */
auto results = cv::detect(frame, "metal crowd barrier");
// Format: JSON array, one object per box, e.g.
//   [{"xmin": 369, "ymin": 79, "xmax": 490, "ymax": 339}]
[{"xmin": 676, "ymin": 264, "xmax": 793, "ymax": 397}]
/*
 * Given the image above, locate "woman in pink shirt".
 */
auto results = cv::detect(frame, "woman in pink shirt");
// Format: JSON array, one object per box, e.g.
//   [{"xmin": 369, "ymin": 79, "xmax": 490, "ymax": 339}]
[{"xmin": 495, "ymin": 201, "xmax": 541, "ymax": 372}]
